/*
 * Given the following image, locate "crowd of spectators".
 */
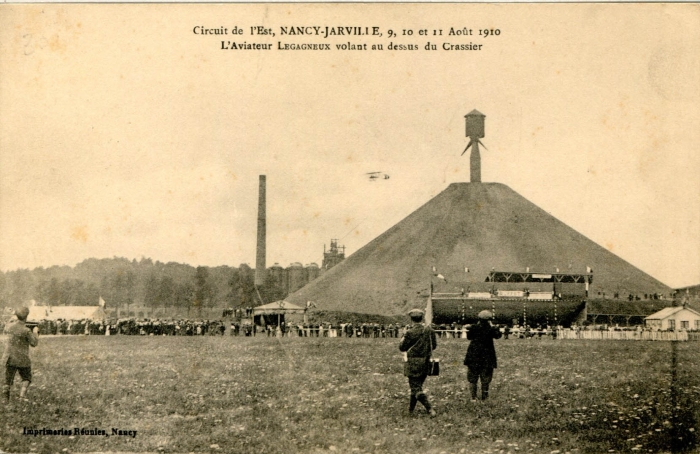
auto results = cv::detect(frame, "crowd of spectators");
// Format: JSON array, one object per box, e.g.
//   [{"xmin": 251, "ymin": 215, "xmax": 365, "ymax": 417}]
[
  {"xmin": 0, "ymin": 319, "xmax": 407, "ymax": 338},
  {"xmin": 0, "ymin": 318, "xmax": 228, "ymax": 336},
  {"xmin": 1, "ymin": 318, "xmax": 689, "ymax": 339},
  {"xmin": 231, "ymin": 322, "xmax": 405, "ymax": 338},
  {"xmin": 0, "ymin": 316, "xmax": 572, "ymax": 339}
]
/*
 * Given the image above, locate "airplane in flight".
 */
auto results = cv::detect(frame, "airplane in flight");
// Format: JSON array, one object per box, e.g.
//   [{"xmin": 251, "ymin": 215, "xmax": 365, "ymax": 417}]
[{"xmin": 366, "ymin": 171, "xmax": 390, "ymax": 181}]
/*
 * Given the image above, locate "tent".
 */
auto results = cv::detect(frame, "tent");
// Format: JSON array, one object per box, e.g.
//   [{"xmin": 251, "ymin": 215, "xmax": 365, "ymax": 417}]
[
  {"xmin": 253, "ymin": 301, "xmax": 306, "ymax": 326},
  {"xmin": 27, "ymin": 305, "xmax": 106, "ymax": 323},
  {"xmin": 253, "ymin": 301, "xmax": 306, "ymax": 315}
]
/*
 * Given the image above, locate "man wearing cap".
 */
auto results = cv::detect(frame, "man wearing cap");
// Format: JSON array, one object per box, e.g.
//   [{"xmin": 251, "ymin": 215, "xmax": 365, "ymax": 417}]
[
  {"xmin": 2, "ymin": 307, "xmax": 39, "ymax": 402},
  {"xmin": 464, "ymin": 310, "xmax": 502, "ymax": 401},
  {"xmin": 399, "ymin": 308, "xmax": 437, "ymax": 417}
]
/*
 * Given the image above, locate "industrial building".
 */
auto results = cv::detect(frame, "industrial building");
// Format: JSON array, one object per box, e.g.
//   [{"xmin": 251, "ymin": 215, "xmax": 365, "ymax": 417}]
[
  {"xmin": 322, "ymin": 239, "xmax": 346, "ymax": 270},
  {"xmin": 240, "ymin": 261, "xmax": 322, "ymax": 299}
]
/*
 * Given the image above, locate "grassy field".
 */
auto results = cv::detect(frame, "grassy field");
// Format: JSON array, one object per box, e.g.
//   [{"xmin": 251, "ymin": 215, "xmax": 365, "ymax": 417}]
[{"xmin": 1, "ymin": 335, "xmax": 698, "ymax": 454}]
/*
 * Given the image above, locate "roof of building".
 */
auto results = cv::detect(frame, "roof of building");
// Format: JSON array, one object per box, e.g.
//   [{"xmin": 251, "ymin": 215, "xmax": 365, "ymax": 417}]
[
  {"xmin": 27, "ymin": 305, "xmax": 106, "ymax": 322},
  {"xmin": 253, "ymin": 301, "xmax": 306, "ymax": 314},
  {"xmin": 645, "ymin": 306, "xmax": 700, "ymax": 320},
  {"xmin": 465, "ymin": 109, "xmax": 485, "ymax": 117}
]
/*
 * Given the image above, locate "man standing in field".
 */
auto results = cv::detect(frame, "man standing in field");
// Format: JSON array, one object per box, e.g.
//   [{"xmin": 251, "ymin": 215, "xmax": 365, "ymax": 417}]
[
  {"xmin": 464, "ymin": 310, "xmax": 502, "ymax": 401},
  {"xmin": 399, "ymin": 309, "xmax": 437, "ymax": 417},
  {"xmin": 2, "ymin": 307, "xmax": 39, "ymax": 402}
]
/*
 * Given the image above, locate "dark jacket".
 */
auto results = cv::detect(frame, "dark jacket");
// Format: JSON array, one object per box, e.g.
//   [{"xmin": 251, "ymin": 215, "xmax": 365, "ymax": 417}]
[
  {"xmin": 2, "ymin": 319, "xmax": 39, "ymax": 368},
  {"xmin": 464, "ymin": 321, "xmax": 502, "ymax": 369},
  {"xmin": 399, "ymin": 323, "xmax": 437, "ymax": 377}
]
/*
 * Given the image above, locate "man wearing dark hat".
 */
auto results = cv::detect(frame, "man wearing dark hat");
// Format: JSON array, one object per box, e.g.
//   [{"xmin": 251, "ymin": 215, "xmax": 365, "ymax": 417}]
[
  {"xmin": 399, "ymin": 308, "xmax": 437, "ymax": 417},
  {"xmin": 464, "ymin": 310, "xmax": 502, "ymax": 401},
  {"xmin": 2, "ymin": 307, "xmax": 39, "ymax": 402}
]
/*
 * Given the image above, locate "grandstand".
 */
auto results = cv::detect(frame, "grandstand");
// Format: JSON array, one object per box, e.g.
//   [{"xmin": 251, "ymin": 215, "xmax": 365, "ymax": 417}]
[{"xmin": 428, "ymin": 270, "xmax": 592, "ymax": 326}]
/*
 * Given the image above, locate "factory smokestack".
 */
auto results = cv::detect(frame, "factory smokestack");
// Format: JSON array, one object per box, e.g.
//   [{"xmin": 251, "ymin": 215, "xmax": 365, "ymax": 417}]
[{"xmin": 255, "ymin": 175, "xmax": 266, "ymax": 287}]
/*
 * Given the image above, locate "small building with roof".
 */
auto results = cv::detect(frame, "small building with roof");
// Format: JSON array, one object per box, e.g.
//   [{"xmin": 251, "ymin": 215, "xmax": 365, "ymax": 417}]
[
  {"xmin": 27, "ymin": 305, "xmax": 106, "ymax": 323},
  {"xmin": 253, "ymin": 300, "xmax": 306, "ymax": 326},
  {"xmin": 645, "ymin": 306, "xmax": 700, "ymax": 331},
  {"xmin": 19, "ymin": 298, "xmax": 107, "ymax": 323}
]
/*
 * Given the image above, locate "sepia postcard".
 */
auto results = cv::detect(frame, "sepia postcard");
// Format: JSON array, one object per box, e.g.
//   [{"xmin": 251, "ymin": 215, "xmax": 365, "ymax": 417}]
[{"xmin": 1, "ymin": 3, "xmax": 699, "ymax": 453}]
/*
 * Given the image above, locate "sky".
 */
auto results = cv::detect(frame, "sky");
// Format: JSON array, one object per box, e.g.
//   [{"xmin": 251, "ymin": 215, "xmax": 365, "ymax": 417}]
[{"xmin": 1, "ymin": 4, "xmax": 699, "ymax": 288}]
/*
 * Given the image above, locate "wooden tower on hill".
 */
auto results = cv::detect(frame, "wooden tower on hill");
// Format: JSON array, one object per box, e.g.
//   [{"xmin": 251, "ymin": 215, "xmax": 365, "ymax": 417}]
[{"xmin": 462, "ymin": 109, "xmax": 486, "ymax": 183}]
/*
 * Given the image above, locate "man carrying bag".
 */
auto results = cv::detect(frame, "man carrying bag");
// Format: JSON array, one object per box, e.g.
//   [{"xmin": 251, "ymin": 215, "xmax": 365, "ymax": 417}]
[{"xmin": 399, "ymin": 309, "xmax": 437, "ymax": 417}]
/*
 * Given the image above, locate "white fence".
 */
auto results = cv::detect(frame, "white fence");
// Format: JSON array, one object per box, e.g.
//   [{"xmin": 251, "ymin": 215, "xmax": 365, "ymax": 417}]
[{"xmin": 557, "ymin": 329, "xmax": 689, "ymax": 341}]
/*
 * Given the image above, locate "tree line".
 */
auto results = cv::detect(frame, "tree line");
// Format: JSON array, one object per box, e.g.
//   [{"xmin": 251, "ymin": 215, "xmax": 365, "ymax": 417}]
[{"xmin": 0, "ymin": 257, "xmax": 287, "ymax": 314}]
